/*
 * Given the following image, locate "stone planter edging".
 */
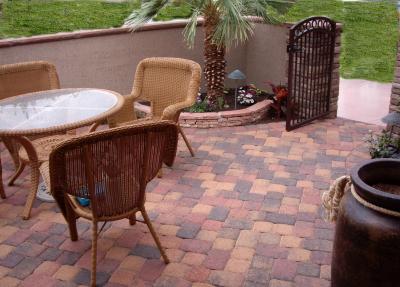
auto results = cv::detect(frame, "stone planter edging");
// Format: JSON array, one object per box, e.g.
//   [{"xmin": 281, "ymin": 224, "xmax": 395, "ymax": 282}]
[{"xmin": 135, "ymin": 99, "xmax": 272, "ymax": 128}]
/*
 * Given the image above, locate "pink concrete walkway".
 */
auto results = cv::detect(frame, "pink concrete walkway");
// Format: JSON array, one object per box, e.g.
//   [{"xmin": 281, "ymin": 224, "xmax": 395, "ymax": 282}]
[{"xmin": 338, "ymin": 78, "xmax": 391, "ymax": 126}]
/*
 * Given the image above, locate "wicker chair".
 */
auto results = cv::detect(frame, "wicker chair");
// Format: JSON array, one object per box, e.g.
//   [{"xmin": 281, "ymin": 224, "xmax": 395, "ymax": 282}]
[
  {"xmin": 48, "ymin": 121, "xmax": 178, "ymax": 287},
  {"xmin": 107, "ymin": 57, "xmax": 201, "ymax": 157},
  {"xmin": 0, "ymin": 157, "xmax": 5, "ymax": 200},
  {"xmin": 0, "ymin": 61, "xmax": 61, "ymax": 189}
]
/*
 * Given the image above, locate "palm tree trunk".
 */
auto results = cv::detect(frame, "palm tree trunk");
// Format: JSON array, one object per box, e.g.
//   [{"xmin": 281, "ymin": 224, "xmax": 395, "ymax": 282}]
[{"xmin": 203, "ymin": 4, "xmax": 226, "ymax": 111}]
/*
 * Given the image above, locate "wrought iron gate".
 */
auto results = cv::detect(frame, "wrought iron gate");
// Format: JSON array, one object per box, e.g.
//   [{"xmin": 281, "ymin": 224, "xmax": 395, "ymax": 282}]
[{"xmin": 286, "ymin": 17, "xmax": 336, "ymax": 131}]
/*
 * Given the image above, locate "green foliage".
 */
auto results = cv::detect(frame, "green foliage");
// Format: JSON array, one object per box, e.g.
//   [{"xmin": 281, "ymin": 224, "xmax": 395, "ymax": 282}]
[
  {"xmin": 341, "ymin": 1, "xmax": 398, "ymax": 83},
  {"xmin": 217, "ymin": 95, "xmax": 224, "ymax": 110},
  {"xmin": 268, "ymin": 1, "xmax": 295, "ymax": 15},
  {"xmin": 0, "ymin": 0, "xmax": 139, "ymax": 39},
  {"xmin": 154, "ymin": 2, "xmax": 192, "ymax": 21},
  {"xmin": 285, "ymin": 0, "xmax": 344, "ymax": 21},
  {"xmin": 365, "ymin": 130, "xmax": 400, "ymax": 159},
  {"xmin": 1, "ymin": 0, "xmax": 397, "ymax": 84},
  {"xmin": 286, "ymin": 0, "xmax": 398, "ymax": 83},
  {"xmin": 125, "ymin": 0, "xmax": 280, "ymax": 49},
  {"xmin": 187, "ymin": 100, "xmax": 207, "ymax": 113},
  {"xmin": 187, "ymin": 95, "xmax": 227, "ymax": 112}
]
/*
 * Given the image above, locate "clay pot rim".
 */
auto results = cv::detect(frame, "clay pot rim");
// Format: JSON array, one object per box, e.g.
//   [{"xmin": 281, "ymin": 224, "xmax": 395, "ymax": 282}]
[{"xmin": 351, "ymin": 158, "xmax": 400, "ymax": 212}]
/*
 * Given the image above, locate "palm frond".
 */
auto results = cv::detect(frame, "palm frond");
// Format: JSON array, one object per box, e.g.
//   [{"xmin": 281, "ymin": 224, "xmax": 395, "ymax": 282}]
[
  {"xmin": 125, "ymin": 0, "xmax": 170, "ymax": 30},
  {"xmin": 183, "ymin": 8, "xmax": 202, "ymax": 48},
  {"xmin": 183, "ymin": 0, "xmax": 208, "ymax": 47},
  {"xmin": 243, "ymin": 0, "xmax": 281, "ymax": 24},
  {"xmin": 213, "ymin": 0, "xmax": 253, "ymax": 47},
  {"xmin": 186, "ymin": 0, "xmax": 208, "ymax": 7}
]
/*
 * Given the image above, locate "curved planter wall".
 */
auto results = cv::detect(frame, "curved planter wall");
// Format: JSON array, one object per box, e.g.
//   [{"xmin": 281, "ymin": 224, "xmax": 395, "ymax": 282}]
[{"xmin": 135, "ymin": 99, "xmax": 272, "ymax": 128}]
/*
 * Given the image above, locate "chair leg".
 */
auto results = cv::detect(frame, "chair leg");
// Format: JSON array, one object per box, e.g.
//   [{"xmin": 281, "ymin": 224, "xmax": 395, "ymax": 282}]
[
  {"xmin": 90, "ymin": 221, "xmax": 98, "ymax": 287},
  {"xmin": 66, "ymin": 204, "xmax": 78, "ymax": 241},
  {"xmin": 0, "ymin": 155, "xmax": 5, "ymax": 199},
  {"xmin": 140, "ymin": 207, "xmax": 169, "ymax": 264},
  {"xmin": 68, "ymin": 217, "xmax": 79, "ymax": 241},
  {"xmin": 129, "ymin": 213, "xmax": 136, "ymax": 226},
  {"xmin": 22, "ymin": 163, "xmax": 40, "ymax": 220},
  {"xmin": 178, "ymin": 125, "xmax": 195, "ymax": 157},
  {"xmin": 8, "ymin": 162, "xmax": 26, "ymax": 186}
]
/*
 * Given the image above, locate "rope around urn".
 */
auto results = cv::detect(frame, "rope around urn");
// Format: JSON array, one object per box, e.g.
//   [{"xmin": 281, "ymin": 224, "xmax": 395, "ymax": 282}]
[{"xmin": 322, "ymin": 176, "xmax": 400, "ymax": 222}]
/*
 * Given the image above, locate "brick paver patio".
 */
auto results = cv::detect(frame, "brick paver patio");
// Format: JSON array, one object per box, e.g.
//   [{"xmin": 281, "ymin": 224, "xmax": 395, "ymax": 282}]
[{"xmin": 0, "ymin": 118, "xmax": 380, "ymax": 286}]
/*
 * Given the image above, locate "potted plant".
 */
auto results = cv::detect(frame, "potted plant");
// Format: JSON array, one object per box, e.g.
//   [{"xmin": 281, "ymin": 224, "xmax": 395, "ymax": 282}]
[
  {"xmin": 266, "ymin": 82, "xmax": 288, "ymax": 119},
  {"xmin": 365, "ymin": 130, "xmax": 400, "ymax": 159},
  {"xmin": 327, "ymin": 159, "xmax": 400, "ymax": 287}
]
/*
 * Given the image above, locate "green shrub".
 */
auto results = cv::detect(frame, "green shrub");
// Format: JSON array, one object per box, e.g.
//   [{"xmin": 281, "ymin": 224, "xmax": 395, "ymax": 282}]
[{"xmin": 365, "ymin": 130, "xmax": 400, "ymax": 159}]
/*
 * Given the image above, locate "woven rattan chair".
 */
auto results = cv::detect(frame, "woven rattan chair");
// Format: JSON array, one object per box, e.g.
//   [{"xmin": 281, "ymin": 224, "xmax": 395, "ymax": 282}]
[
  {"xmin": 107, "ymin": 57, "xmax": 201, "ymax": 157},
  {"xmin": 48, "ymin": 121, "xmax": 178, "ymax": 287},
  {"xmin": 0, "ymin": 61, "xmax": 60, "ymax": 189},
  {"xmin": 0, "ymin": 156, "xmax": 5, "ymax": 200}
]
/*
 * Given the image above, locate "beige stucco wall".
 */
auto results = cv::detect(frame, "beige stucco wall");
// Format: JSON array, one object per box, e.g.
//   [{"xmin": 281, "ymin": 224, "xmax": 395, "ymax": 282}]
[
  {"xmin": 0, "ymin": 20, "xmax": 288, "ymax": 95},
  {"xmin": 246, "ymin": 23, "xmax": 289, "ymax": 92}
]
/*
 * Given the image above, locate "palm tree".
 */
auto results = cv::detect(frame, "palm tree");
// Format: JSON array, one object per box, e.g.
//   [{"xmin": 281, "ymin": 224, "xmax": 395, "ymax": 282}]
[{"xmin": 125, "ymin": 0, "xmax": 278, "ymax": 110}]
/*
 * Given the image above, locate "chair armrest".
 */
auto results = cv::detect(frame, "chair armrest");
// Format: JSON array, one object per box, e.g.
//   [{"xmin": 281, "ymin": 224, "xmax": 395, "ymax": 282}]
[
  {"xmin": 131, "ymin": 87, "xmax": 141, "ymax": 101},
  {"xmin": 107, "ymin": 94, "xmax": 140, "ymax": 127},
  {"xmin": 162, "ymin": 100, "xmax": 195, "ymax": 121}
]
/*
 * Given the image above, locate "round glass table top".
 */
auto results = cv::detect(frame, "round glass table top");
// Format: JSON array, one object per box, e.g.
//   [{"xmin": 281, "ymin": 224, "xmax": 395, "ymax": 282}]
[{"xmin": 0, "ymin": 88, "xmax": 124, "ymax": 135}]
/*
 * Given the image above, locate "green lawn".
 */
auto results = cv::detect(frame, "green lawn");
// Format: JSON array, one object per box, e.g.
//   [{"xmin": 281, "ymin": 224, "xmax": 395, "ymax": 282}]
[
  {"xmin": 286, "ymin": 0, "xmax": 398, "ymax": 83},
  {"xmin": 154, "ymin": 2, "xmax": 192, "ymax": 21},
  {"xmin": 0, "ymin": 0, "xmax": 139, "ymax": 39},
  {"xmin": 0, "ymin": 0, "xmax": 398, "ymax": 82}
]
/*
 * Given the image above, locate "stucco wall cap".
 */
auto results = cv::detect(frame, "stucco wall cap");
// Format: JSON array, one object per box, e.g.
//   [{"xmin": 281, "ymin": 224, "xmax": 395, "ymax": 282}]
[{"xmin": 0, "ymin": 16, "xmax": 303, "ymax": 48}]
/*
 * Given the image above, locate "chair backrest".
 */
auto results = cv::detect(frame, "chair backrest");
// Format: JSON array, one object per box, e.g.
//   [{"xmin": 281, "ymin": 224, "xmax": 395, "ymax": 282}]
[
  {"xmin": 107, "ymin": 57, "xmax": 201, "ymax": 127},
  {"xmin": 0, "ymin": 61, "xmax": 60, "ymax": 100},
  {"xmin": 49, "ymin": 121, "xmax": 178, "ymax": 219},
  {"xmin": 135, "ymin": 57, "xmax": 201, "ymax": 118}
]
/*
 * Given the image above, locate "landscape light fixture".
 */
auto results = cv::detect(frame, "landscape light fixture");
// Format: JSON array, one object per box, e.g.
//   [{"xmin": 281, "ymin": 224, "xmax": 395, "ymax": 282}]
[{"xmin": 227, "ymin": 69, "xmax": 246, "ymax": 110}]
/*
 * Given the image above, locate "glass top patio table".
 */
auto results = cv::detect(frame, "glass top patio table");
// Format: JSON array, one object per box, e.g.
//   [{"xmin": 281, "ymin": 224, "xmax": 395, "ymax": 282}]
[
  {"xmin": 0, "ymin": 88, "xmax": 125, "ymax": 217},
  {"xmin": 0, "ymin": 88, "xmax": 124, "ymax": 136}
]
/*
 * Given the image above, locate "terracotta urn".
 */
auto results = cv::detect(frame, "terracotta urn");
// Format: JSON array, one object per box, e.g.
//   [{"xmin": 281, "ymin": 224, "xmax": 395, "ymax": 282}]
[{"xmin": 332, "ymin": 159, "xmax": 400, "ymax": 287}]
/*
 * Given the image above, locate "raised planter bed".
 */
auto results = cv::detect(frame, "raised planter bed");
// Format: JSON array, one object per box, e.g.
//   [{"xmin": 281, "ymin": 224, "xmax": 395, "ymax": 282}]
[{"xmin": 135, "ymin": 99, "xmax": 272, "ymax": 128}]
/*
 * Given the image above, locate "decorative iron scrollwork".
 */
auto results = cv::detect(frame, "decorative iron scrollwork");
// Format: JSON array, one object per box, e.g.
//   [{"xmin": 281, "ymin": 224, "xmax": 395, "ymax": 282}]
[{"xmin": 286, "ymin": 16, "xmax": 337, "ymax": 131}]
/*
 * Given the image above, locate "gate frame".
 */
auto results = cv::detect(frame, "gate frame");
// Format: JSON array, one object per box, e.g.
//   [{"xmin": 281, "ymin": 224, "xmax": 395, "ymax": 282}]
[{"xmin": 286, "ymin": 16, "xmax": 337, "ymax": 131}]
